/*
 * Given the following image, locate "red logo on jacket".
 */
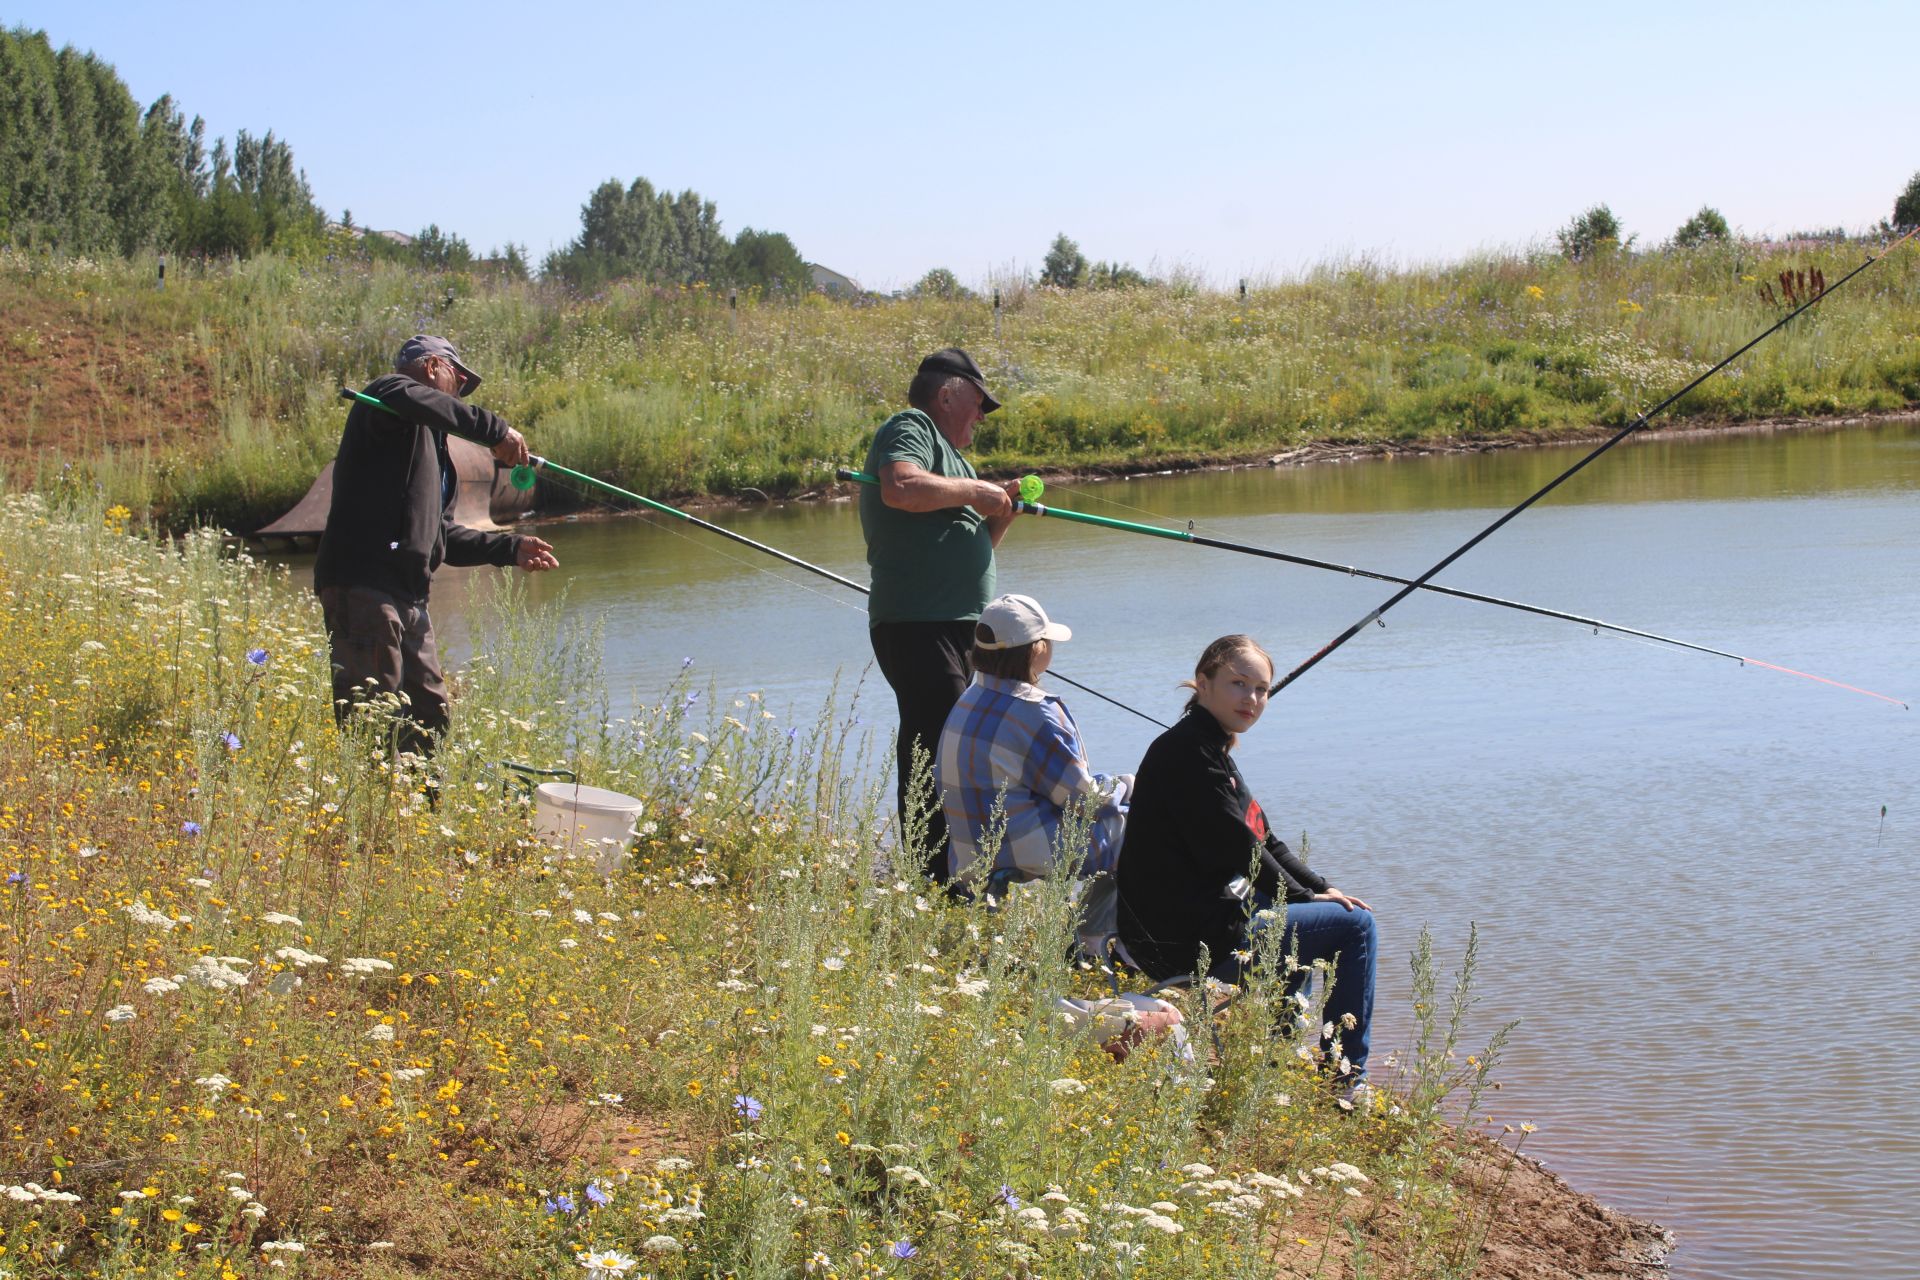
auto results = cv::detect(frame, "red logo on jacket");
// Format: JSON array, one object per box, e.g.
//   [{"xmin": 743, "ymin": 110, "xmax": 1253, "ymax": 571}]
[{"xmin": 1244, "ymin": 796, "xmax": 1269, "ymax": 841}]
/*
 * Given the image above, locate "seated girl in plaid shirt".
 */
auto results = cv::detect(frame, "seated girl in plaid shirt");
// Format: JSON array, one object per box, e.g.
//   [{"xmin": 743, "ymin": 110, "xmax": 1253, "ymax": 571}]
[{"xmin": 936, "ymin": 594, "xmax": 1131, "ymax": 887}]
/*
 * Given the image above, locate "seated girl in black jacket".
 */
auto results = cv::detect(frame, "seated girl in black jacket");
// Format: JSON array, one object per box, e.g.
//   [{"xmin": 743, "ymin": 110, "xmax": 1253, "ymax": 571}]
[{"xmin": 1115, "ymin": 634, "xmax": 1377, "ymax": 1086}]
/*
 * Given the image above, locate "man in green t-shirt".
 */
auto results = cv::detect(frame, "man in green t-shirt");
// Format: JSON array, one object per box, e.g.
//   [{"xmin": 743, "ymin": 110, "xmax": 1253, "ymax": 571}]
[{"xmin": 860, "ymin": 348, "xmax": 1021, "ymax": 881}]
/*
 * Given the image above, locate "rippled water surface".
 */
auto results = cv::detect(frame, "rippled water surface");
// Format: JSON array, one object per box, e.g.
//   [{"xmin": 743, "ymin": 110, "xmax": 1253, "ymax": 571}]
[{"xmin": 402, "ymin": 422, "xmax": 1919, "ymax": 1279}]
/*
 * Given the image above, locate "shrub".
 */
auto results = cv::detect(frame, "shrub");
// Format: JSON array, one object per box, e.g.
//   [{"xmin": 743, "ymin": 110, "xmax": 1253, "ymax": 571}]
[
  {"xmin": 1673, "ymin": 205, "xmax": 1731, "ymax": 248},
  {"xmin": 1556, "ymin": 204, "xmax": 1629, "ymax": 261}
]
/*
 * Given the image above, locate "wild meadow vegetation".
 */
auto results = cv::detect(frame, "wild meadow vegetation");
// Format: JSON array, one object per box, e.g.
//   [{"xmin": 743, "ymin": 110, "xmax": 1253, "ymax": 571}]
[
  {"xmin": 0, "ymin": 494, "xmax": 1536, "ymax": 1278},
  {"xmin": 5, "ymin": 229, "xmax": 1919, "ymax": 533}
]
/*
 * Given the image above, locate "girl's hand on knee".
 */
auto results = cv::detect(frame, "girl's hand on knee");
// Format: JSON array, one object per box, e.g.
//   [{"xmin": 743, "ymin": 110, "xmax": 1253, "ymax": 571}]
[{"xmin": 1314, "ymin": 888, "xmax": 1370, "ymax": 912}]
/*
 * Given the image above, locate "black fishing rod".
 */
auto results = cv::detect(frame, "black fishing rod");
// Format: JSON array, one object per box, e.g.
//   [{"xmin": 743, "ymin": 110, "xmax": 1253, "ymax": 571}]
[
  {"xmin": 838, "ymin": 467, "xmax": 1907, "ymax": 707},
  {"xmin": 1270, "ymin": 226, "xmax": 1920, "ymax": 701},
  {"xmin": 337, "ymin": 388, "xmax": 1168, "ymax": 728}
]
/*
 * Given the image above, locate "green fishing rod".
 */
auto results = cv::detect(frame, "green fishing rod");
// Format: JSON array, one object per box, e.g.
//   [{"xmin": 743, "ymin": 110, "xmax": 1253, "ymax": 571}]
[
  {"xmin": 337, "ymin": 388, "xmax": 1168, "ymax": 726},
  {"xmin": 342, "ymin": 386, "xmax": 868, "ymax": 591},
  {"xmin": 836, "ymin": 466, "xmax": 1907, "ymax": 708}
]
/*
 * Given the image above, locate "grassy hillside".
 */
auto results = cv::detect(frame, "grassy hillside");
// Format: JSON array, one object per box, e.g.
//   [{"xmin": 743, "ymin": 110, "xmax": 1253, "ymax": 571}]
[{"xmin": 3, "ymin": 237, "xmax": 1917, "ymax": 531}]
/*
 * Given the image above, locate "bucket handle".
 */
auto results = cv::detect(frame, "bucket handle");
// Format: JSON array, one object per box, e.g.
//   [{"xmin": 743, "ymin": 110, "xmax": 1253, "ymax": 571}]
[{"xmin": 497, "ymin": 760, "xmax": 577, "ymax": 799}]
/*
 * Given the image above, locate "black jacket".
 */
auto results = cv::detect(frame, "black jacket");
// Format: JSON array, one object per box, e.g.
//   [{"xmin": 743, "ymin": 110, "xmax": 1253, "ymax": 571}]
[
  {"xmin": 1115, "ymin": 705, "xmax": 1329, "ymax": 980},
  {"xmin": 312, "ymin": 373, "xmax": 521, "ymax": 603}
]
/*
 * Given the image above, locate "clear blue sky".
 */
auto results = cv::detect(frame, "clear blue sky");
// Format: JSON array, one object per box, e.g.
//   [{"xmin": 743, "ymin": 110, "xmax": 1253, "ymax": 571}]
[{"xmin": 12, "ymin": 1, "xmax": 1916, "ymax": 289}]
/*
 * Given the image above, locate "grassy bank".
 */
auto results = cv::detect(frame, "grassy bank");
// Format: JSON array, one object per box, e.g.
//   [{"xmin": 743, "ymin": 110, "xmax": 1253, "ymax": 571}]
[
  {"xmin": 0, "ymin": 497, "xmax": 1550, "ymax": 1278},
  {"xmin": 5, "ymin": 237, "xmax": 1917, "ymax": 532}
]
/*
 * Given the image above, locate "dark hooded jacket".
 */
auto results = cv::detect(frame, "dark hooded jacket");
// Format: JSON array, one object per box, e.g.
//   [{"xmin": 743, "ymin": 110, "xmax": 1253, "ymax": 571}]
[
  {"xmin": 1115, "ymin": 704, "xmax": 1329, "ymax": 980},
  {"xmin": 312, "ymin": 373, "xmax": 521, "ymax": 602}
]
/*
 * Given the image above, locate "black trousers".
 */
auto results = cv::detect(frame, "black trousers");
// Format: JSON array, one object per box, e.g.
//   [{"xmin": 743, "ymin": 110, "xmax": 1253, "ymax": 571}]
[
  {"xmin": 318, "ymin": 584, "xmax": 448, "ymax": 757},
  {"xmin": 869, "ymin": 619, "xmax": 975, "ymax": 882}
]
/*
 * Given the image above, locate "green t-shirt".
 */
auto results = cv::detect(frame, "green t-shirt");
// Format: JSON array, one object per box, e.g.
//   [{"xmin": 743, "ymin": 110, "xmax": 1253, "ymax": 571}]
[{"xmin": 859, "ymin": 409, "xmax": 996, "ymax": 626}]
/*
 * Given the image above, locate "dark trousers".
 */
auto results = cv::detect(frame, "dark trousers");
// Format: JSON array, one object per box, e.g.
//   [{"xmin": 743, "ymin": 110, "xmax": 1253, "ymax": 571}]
[
  {"xmin": 869, "ymin": 619, "xmax": 975, "ymax": 882},
  {"xmin": 318, "ymin": 584, "xmax": 449, "ymax": 757}
]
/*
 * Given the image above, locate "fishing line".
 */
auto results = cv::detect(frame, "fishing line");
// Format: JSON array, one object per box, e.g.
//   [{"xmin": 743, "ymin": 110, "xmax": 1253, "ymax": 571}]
[
  {"xmin": 531, "ymin": 469, "xmax": 869, "ymax": 619},
  {"xmin": 838, "ymin": 468, "xmax": 1906, "ymax": 706},
  {"xmin": 1044, "ymin": 480, "xmax": 1189, "ymax": 528},
  {"xmin": 528, "ymin": 461, "xmax": 1168, "ymax": 727},
  {"xmin": 336, "ymin": 389, "xmax": 1169, "ymax": 728},
  {"xmin": 1269, "ymin": 225, "xmax": 1920, "ymax": 699}
]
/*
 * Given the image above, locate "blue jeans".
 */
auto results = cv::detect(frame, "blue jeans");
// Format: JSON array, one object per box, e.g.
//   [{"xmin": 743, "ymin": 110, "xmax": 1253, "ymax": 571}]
[{"xmin": 1213, "ymin": 899, "xmax": 1378, "ymax": 1079}]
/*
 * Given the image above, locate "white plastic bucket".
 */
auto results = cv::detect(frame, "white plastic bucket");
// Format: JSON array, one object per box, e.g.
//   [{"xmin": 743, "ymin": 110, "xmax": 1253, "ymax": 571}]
[{"xmin": 532, "ymin": 782, "xmax": 643, "ymax": 876}]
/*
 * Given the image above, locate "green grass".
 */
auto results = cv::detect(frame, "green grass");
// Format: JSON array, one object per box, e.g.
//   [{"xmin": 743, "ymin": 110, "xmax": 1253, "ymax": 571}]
[
  {"xmin": 0, "ymin": 495, "xmax": 1536, "ymax": 1277},
  {"xmin": 4, "ymin": 235, "xmax": 1917, "ymax": 532}
]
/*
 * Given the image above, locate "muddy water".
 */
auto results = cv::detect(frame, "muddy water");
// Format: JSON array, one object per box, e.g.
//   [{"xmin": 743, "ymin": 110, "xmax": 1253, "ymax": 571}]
[{"xmin": 412, "ymin": 420, "xmax": 1918, "ymax": 1280}]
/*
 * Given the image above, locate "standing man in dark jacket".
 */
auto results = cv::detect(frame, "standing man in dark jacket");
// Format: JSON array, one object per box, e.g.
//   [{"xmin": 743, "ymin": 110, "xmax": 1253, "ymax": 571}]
[
  {"xmin": 859, "ymin": 348, "xmax": 1019, "ymax": 880},
  {"xmin": 314, "ymin": 334, "xmax": 559, "ymax": 754}
]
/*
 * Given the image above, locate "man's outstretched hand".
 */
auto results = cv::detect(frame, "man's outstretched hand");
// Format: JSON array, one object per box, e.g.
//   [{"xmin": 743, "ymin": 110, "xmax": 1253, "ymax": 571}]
[{"xmin": 515, "ymin": 536, "xmax": 559, "ymax": 571}]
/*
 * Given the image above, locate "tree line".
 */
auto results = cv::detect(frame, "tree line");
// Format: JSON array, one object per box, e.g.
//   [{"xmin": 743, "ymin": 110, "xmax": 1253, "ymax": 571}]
[
  {"xmin": 1557, "ymin": 177, "xmax": 1920, "ymax": 262},
  {"xmin": 541, "ymin": 175, "xmax": 811, "ymax": 295},
  {"xmin": 0, "ymin": 26, "xmax": 814, "ymax": 293},
  {"xmin": 0, "ymin": 26, "xmax": 325, "ymax": 257}
]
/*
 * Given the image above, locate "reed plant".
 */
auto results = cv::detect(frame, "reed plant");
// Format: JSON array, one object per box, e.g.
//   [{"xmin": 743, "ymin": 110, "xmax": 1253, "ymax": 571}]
[
  {"xmin": 0, "ymin": 496, "xmax": 1549, "ymax": 1277},
  {"xmin": 4, "ymin": 236, "xmax": 1917, "ymax": 532}
]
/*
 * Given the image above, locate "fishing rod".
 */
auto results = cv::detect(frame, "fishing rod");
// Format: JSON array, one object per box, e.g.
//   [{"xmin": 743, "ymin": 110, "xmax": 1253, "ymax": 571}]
[
  {"xmin": 340, "ymin": 387, "xmax": 868, "ymax": 592},
  {"xmin": 1270, "ymin": 224, "xmax": 1920, "ymax": 699},
  {"xmin": 837, "ymin": 467, "xmax": 1907, "ymax": 707},
  {"xmin": 337, "ymin": 388, "xmax": 1168, "ymax": 728}
]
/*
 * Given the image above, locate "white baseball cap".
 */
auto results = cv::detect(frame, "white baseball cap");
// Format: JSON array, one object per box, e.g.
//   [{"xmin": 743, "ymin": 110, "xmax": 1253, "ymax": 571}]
[{"xmin": 975, "ymin": 594, "xmax": 1072, "ymax": 649}]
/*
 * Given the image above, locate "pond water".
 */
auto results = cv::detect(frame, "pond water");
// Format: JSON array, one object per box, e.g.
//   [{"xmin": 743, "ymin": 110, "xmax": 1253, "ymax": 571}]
[{"xmin": 357, "ymin": 420, "xmax": 1917, "ymax": 1279}]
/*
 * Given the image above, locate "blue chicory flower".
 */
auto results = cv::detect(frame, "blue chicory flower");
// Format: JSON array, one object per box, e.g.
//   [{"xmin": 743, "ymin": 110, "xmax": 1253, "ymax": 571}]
[
  {"xmin": 733, "ymin": 1094, "xmax": 763, "ymax": 1122},
  {"xmin": 245, "ymin": 648, "xmax": 268, "ymax": 665},
  {"xmin": 890, "ymin": 1239, "xmax": 917, "ymax": 1260},
  {"xmin": 220, "ymin": 732, "xmax": 240, "ymax": 751},
  {"xmin": 542, "ymin": 1193, "xmax": 576, "ymax": 1215},
  {"xmin": 584, "ymin": 1182, "xmax": 610, "ymax": 1208},
  {"xmin": 5, "ymin": 871, "xmax": 24, "ymax": 886},
  {"xmin": 181, "ymin": 821, "xmax": 201, "ymax": 837},
  {"xmin": 999, "ymin": 1184, "xmax": 1020, "ymax": 1210}
]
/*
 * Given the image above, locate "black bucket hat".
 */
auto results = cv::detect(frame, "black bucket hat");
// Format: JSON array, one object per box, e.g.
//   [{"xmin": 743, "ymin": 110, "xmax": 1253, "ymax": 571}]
[{"xmin": 917, "ymin": 347, "xmax": 1000, "ymax": 414}]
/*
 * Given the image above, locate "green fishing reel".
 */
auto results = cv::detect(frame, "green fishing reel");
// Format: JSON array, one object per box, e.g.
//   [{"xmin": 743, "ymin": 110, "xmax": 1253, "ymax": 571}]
[
  {"xmin": 509, "ymin": 464, "xmax": 538, "ymax": 491},
  {"xmin": 1018, "ymin": 474, "xmax": 1044, "ymax": 504}
]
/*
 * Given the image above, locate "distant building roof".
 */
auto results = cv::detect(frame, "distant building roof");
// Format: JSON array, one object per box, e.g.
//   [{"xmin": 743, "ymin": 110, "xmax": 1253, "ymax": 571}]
[
  {"xmin": 808, "ymin": 263, "xmax": 862, "ymax": 296},
  {"xmin": 323, "ymin": 224, "xmax": 415, "ymax": 247}
]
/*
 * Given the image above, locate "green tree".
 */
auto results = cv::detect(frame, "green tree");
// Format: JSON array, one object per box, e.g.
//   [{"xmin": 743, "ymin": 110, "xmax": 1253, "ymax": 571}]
[
  {"xmin": 1088, "ymin": 260, "xmax": 1151, "ymax": 289},
  {"xmin": 1894, "ymin": 172, "xmax": 1920, "ymax": 234},
  {"xmin": 1672, "ymin": 205, "xmax": 1730, "ymax": 249},
  {"xmin": 1040, "ymin": 232, "xmax": 1088, "ymax": 288},
  {"xmin": 410, "ymin": 223, "xmax": 472, "ymax": 269},
  {"xmin": 546, "ymin": 175, "xmax": 734, "ymax": 288},
  {"xmin": 0, "ymin": 28, "xmax": 62, "ymax": 247},
  {"xmin": 911, "ymin": 266, "xmax": 971, "ymax": 299},
  {"xmin": 487, "ymin": 242, "xmax": 530, "ymax": 281},
  {"xmin": 1556, "ymin": 204, "xmax": 1629, "ymax": 261},
  {"xmin": 726, "ymin": 227, "xmax": 808, "ymax": 294}
]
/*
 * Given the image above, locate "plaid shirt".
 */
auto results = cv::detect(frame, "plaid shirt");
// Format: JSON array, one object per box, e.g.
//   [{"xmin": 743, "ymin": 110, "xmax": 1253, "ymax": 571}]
[{"xmin": 938, "ymin": 673, "xmax": 1120, "ymax": 882}]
